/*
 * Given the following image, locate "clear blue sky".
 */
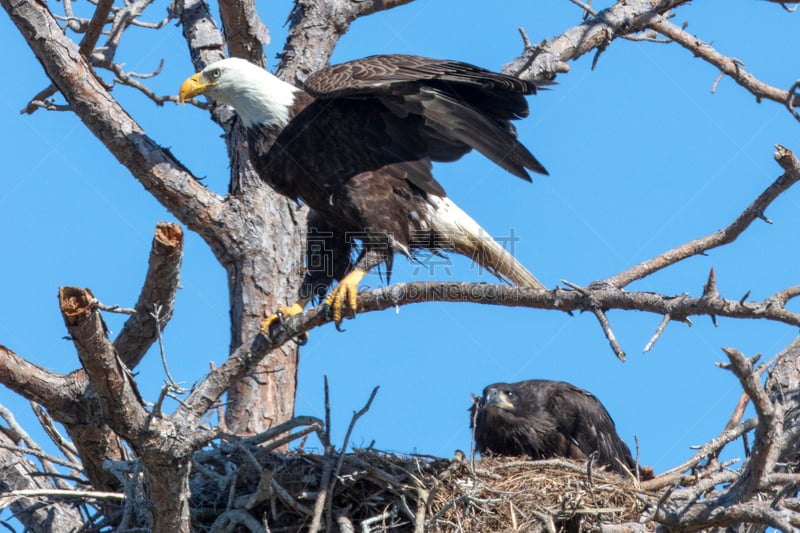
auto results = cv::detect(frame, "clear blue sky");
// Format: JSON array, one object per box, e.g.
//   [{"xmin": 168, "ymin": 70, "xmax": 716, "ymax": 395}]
[{"xmin": 1, "ymin": 0, "xmax": 798, "ymax": 506}]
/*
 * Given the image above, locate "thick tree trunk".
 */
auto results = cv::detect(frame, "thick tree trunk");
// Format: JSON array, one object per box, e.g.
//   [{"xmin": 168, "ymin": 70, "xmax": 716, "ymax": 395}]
[
  {"xmin": 220, "ymin": 125, "xmax": 306, "ymax": 435},
  {"xmin": 224, "ymin": 240, "xmax": 304, "ymax": 434}
]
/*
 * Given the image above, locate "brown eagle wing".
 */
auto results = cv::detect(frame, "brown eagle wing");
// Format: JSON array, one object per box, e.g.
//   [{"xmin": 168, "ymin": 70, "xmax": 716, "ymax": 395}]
[
  {"xmin": 302, "ymin": 55, "xmax": 548, "ymax": 178},
  {"xmin": 302, "ymin": 54, "xmax": 537, "ymax": 100},
  {"xmin": 541, "ymin": 381, "xmax": 635, "ymax": 471},
  {"xmin": 263, "ymin": 97, "xmax": 446, "ymax": 200}
]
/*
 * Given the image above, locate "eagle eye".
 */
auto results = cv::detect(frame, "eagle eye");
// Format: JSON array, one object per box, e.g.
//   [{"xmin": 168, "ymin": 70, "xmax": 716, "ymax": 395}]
[
  {"xmin": 505, "ymin": 390, "xmax": 515, "ymax": 398},
  {"xmin": 210, "ymin": 68, "xmax": 222, "ymax": 79}
]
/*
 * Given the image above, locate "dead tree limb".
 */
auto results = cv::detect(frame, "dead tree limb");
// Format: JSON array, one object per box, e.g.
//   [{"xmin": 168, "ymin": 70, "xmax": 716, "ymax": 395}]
[
  {"xmin": 646, "ymin": 14, "xmax": 797, "ymax": 113},
  {"xmin": 603, "ymin": 145, "xmax": 800, "ymax": 289},
  {"xmin": 113, "ymin": 222, "xmax": 184, "ymax": 368}
]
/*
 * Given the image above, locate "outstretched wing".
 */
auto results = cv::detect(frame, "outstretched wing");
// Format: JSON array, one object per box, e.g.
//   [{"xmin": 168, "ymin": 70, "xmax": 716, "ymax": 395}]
[{"xmin": 302, "ymin": 55, "xmax": 548, "ymax": 178}]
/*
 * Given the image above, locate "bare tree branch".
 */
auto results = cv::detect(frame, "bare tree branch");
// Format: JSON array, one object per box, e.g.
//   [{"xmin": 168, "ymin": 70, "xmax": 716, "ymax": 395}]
[
  {"xmin": 646, "ymin": 15, "xmax": 797, "ymax": 115},
  {"xmin": 505, "ymin": 0, "xmax": 691, "ymax": 80},
  {"xmin": 58, "ymin": 285, "xmax": 211, "ymax": 532},
  {"xmin": 0, "ymin": 488, "xmax": 125, "ymax": 506},
  {"xmin": 59, "ymin": 287, "xmax": 149, "ymax": 439},
  {"xmin": 21, "ymin": 0, "xmax": 114, "ymax": 115},
  {"xmin": 180, "ymin": 272, "xmax": 800, "ymax": 425},
  {"xmin": 0, "ymin": 430, "xmax": 85, "ymax": 531},
  {"xmin": 3, "ymin": 0, "xmax": 230, "ymax": 260},
  {"xmin": 277, "ymin": 0, "xmax": 416, "ymax": 82},
  {"xmin": 602, "ymin": 145, "xmax": 800, "ymax": 288},
  {"xmin": 0, "ymin": 346, "xmax": 73, "ymax": 407},
  {"xmin": 721, "ymin": 349, "xmax": 783, "ymax": 501},
  {"xmin": 113, "ymin": 222, "xmax": 184, "ymax": 368}
]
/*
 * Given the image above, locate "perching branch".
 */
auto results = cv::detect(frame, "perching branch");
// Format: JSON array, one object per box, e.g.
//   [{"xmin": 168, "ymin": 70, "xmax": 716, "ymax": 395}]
[
  {"xmin": 171, "ymin": 144, "xmax": 800, "ymax": 411},
  {"xmin": 181, "ymin": 275, "xmax": 800, "ymax": 424}
]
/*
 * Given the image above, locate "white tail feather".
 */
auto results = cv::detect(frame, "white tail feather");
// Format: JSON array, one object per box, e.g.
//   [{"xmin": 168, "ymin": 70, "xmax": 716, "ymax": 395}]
[{"xmin": 425, "ymin": 196, "xmax": 545, "ymax": 289}]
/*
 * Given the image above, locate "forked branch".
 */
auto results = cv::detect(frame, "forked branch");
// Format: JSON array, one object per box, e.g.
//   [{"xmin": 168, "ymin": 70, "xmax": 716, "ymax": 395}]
[
  {"xmin": 603, "ymin": 145, "xmax": 800, "ymax": 288},
  {"xmin": 646, "ymin": 14, "xmax": 799, "ymax": 118}
]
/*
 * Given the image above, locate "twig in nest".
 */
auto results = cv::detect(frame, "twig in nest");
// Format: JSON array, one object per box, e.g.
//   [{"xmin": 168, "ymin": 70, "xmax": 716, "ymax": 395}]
[
  {"xmin": 510, "ymin": 500, "xmax": 518, "ymax": 530},
  {"xmin": 335, "ymin": 386, "xmax": 380, "ymax": 478},
  {"xmin": 336, "ymin": 512, "xmax": 355, "ymax": 533},
  {"xmin": 309, "ymin": 378, "xmax": 335, "ymax": 532},
  {"xmin": 246, "ymin": 416, "xmax": 326, "ymax": 448},
  {"xmin": 323, "ymin": 376, "xmax": 332, "ymax": 450},
  {"xmin": 470, "ymin": 395, "xmax": 480, "ymax": 478},
  {"xmin": 209, "ymin": 509, "xmax": 266, "ymax": 533},
  {"xmin": 309, "ymin": 455, "xmax": 332, "ymax": 532},
  {"xmin": 586, "ymin": 451, "xmax": 598, "ymax": 499},
  {"xmin": 361, "ymin": 507, "xmax": 397, "ymax": 531},
  {"xmin": 271, "ymin": 478, "xmax": 312, "ymax": 517},
  {"xmin": 528, "ymin": 508, "xmax": 558, "ymax": 533},
  {"xmin": 325, "ymin": 387, "xmax": 381, "ymax": 523},
  {"xmin": 260, "ymin": 424, "xmax": 324, "ymax": 454},
  {"xmin": 414, "ymin": 486, "xmax": 428, "ymax": 533}
]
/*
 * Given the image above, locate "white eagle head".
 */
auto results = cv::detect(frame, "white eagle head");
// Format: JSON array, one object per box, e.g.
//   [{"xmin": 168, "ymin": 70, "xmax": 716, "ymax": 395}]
[{"xmin": 179, "ymin": 57, "xmax": 298, "ymax": 128}]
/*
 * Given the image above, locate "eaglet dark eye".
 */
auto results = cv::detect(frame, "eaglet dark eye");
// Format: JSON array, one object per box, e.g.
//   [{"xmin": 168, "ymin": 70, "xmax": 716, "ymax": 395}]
[{"xmin": 505, "ymin": 390, "xmax": 514, "ymax": 398}]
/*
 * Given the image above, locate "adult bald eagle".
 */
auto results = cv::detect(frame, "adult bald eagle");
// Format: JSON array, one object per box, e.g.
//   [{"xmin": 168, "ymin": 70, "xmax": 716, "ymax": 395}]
[
  {"xmin": 471, "ymin": 380, "xmax": 635, "ymax": 474},
  {"xmin": 179, "ymin": 55, "xmax": 548, "ymax": 327}
]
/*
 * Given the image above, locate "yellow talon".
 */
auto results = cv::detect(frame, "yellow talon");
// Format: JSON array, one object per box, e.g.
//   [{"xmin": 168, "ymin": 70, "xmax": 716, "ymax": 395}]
[
  {"xmin": 324, "ymin": 269, "xmax": 367, "ymax": 326},
  {"xmin": 260, "ymin": 301, "xmax": 306, "ymax": 333}
]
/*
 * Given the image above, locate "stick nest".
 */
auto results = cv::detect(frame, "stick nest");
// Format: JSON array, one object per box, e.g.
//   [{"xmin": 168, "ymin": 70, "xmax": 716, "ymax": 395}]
[{"xmin": 189, "ymin": 446, "xmax": 654, "ymax": 532}]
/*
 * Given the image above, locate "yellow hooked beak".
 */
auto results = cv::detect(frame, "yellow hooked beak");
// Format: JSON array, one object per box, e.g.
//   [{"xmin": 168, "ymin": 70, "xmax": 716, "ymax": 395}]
[{"xmin": 179, "ymin": 72, "xmax": 217, "ymax": 104}]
